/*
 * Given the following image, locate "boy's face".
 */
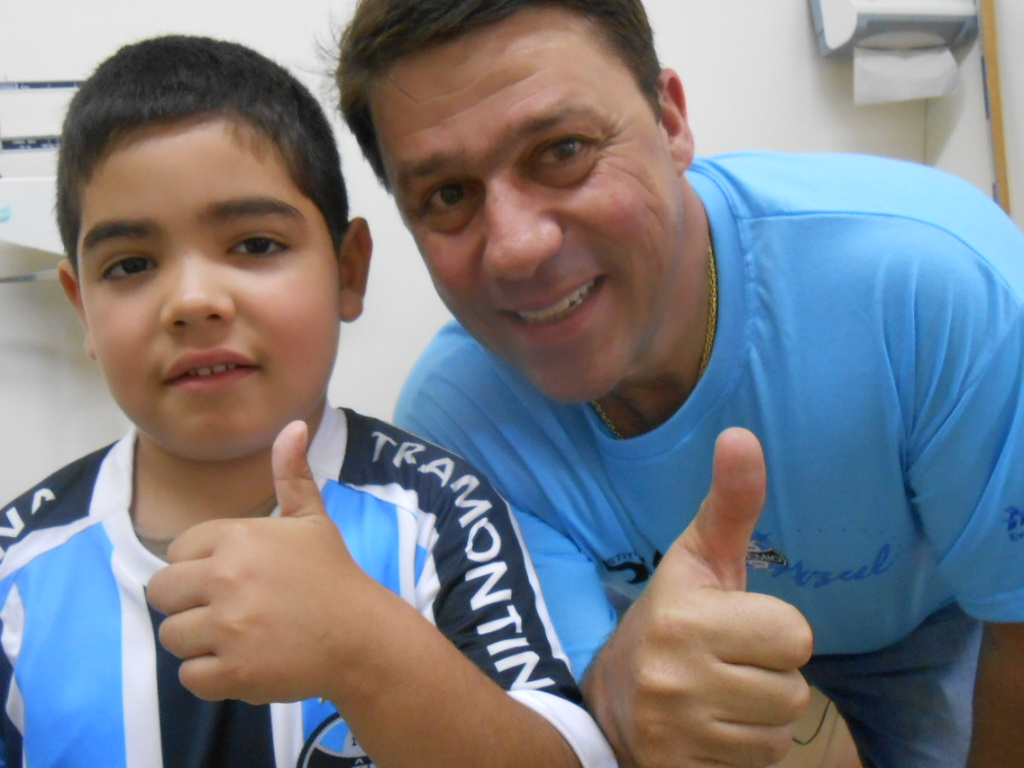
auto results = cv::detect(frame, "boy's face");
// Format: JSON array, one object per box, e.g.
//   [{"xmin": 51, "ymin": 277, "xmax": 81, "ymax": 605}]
[{"xmin": 60, "ymin": 118, "xmax": 370, "ymax": 463}]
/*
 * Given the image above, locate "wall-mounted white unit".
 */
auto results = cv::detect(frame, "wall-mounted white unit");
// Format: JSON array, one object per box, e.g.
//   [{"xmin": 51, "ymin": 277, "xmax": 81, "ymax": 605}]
[
  {"xmin": 0, "ymin": 177, "xmax": 62, "ymax": 282},
  {"xmin": 810, "ymin": 0, "xmax": 977, "ymax": 56}
]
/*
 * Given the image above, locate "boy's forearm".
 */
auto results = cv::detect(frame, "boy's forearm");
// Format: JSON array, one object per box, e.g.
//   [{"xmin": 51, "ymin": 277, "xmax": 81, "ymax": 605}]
[{"xmin": 324, "ymin": 584, "xmax": 582, "ymax": 768}]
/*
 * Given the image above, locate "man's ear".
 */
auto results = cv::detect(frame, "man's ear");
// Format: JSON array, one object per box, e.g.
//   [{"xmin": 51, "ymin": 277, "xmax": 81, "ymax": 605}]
[
  {"xmin": 658, "ymin": 69, "xmax": 695, "ymax": 175},
  {"xmin": 337, "ymin": 217, "xmax": 373, "ymax": 323},
  {"xmin": 58, "ymin": 259, "xmax": 96, "ymax": 359}
]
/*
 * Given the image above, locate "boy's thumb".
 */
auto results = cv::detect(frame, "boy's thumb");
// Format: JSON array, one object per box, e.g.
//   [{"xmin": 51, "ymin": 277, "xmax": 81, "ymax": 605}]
[{"xmin": 272, "ymin": 420, "xmax": 326, "ymax": 518}]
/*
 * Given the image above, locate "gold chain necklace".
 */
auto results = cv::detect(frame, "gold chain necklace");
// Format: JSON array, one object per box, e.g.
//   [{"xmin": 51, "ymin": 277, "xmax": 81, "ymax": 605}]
[{"xmin": 591, "ymin": 240, "xmax": 718, "ymax": 439}]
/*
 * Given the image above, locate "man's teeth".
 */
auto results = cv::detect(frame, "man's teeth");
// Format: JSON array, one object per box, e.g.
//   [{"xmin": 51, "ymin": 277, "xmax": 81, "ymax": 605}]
[
  {"xmin": 188, "ymin": 363, "xmax": 238, "ymax": 377},
  {"xmin": 518, "ymin": 282, "xmax": 595, "ymax": 324}
]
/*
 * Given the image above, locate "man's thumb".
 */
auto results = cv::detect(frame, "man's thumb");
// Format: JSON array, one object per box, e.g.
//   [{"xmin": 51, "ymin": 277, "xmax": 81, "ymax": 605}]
[
  {"xmin": 272, "ymin": 420, "xmax": 325, "ymax": 518},
  {"xmin": 671, "ymin": 427, "xmax": 767, "ymax": 592}
]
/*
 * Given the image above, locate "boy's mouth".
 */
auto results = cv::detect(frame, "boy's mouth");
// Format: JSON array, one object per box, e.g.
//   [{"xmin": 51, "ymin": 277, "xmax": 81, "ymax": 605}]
[
  {"xmin": 165, "ymin": 354, "xmax": 258, "ymax": 385},
  {"xmin": 186, "ymin": 363, "xmax": 240, "ymax": 378}
]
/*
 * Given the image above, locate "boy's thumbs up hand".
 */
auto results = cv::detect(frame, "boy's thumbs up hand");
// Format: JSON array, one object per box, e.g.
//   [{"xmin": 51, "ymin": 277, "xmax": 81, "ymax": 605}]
[
  {"xmin": 584, "ymin": 428, "xmax": 814, "ymax": 768},
  {"xmin": 148, "ymin": 420, "xmax": 369, "ymax": 705}
]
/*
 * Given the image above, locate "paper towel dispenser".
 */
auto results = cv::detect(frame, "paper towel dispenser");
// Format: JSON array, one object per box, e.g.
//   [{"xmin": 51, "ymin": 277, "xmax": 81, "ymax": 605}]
[
  {"xmin": 0, "ymin": 177, "xmax": 63, "ymax": 283},
  {"xmin": 810, "ymin": 0, "xmax": 977, "ymax": 56}
]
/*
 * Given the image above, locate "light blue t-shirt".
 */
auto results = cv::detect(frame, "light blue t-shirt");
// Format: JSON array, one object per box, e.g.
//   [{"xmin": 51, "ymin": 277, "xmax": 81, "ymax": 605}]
[{"xmin": 397, "ymin": 152, "xmax": 1024, "ymax": 664}]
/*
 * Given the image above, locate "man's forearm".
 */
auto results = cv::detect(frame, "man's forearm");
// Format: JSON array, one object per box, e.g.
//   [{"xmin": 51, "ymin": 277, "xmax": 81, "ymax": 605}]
[{"xmin": 967, "ymin": 621, "xmax": 1024, "ymax": 767}]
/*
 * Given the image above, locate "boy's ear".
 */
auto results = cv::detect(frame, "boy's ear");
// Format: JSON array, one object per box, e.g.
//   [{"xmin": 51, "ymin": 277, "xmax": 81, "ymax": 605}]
[
  {"xmin": 337, "ymin": 217, "xmax": 373, "ymax": 323},
  {"xmin": 58, "ymin": 260, "xmax": 96, "ymax": 359}
]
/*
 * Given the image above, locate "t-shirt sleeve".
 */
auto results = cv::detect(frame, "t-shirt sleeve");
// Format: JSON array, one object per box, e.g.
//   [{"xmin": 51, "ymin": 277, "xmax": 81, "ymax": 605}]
[
  {"xmin": 421, "ymin": 460, "xmax": 615, "ymax": 767},
  {"xmin": 882, "ymin": 203, "xmax": 1024, "ymax": 625},
  {"xmin": 337, "ymin": 409, "xmax": 616, "ymax": 766},
  {"xmin": 396, "ymin": 325, "xmax": 618, "ymax": 677},
  {"xmin": 910, "ymin": 310, "xmax": 1024, "ymax": 621},
  {"xmin": 512, "ymin": 507, "xmax": 617, "ymax": 678}
]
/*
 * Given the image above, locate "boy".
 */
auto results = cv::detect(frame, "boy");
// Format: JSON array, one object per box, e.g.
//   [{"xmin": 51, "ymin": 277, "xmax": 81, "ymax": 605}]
[{"xmin": 0, "ymin": 35, "xmax": 613, "ymax": 767}]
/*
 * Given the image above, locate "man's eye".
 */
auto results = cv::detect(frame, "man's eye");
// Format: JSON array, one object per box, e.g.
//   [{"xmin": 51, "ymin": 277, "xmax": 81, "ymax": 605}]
[
  {"xmin": 548, "ymin": 137, "xmax": 582, "ymax": 162},
  {"xmin": 533, "ymin": 136, "xmax": 596, "ymax": 187},
  {"xmin": 103, "ymin": 256, "xmax": 154, "ymax": 280},
  {"xmin": 415, "ymin": 181, "xmax": 480, "ymax": 234},
  {"xmin": 234, "ymin": 237, "xmax": 284, "ymax": 256}
]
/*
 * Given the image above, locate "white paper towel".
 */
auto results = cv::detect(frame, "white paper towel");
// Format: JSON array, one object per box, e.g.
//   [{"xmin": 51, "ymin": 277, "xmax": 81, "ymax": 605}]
[{"xmin": 853, "ymin": 45, "xmax": 960, "ymax": 105}]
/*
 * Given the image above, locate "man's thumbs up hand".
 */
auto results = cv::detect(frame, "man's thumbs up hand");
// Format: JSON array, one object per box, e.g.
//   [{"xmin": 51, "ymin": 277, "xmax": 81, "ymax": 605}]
[{"xmin": 584, "ymin": 428, "xmax": 814, "ymax": 768}]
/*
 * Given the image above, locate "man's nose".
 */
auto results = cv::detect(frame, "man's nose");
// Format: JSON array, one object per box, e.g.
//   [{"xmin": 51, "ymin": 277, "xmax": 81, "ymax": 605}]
[{"xmin": 481, "ymin": 182, "xmax": 563, "ymax": 282}]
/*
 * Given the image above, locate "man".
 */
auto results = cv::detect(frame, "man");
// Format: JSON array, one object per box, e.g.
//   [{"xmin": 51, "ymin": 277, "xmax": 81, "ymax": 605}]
[{"xmin": 336, "ymin": 1, "xmax": 1024, "ymax": 765}]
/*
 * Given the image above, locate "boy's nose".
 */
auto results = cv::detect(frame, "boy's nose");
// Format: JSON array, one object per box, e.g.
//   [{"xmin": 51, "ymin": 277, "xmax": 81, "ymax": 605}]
[
  {"xmin": 482, "ymin": 184, "xmax": 563, "ymax": 282},
  {"xmin": 159, "ymin": 259, "xmax": 236, "ymax": 330}
]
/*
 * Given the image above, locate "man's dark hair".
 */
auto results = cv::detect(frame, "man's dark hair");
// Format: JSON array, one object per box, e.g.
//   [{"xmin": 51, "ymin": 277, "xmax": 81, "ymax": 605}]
[
  {"xmin": 58, "ymin": 34, "xmax": 349, "ymax": 264},
  {"xmin": 336, "ymin": 0, "xmax": 662, "ymax": 187}
]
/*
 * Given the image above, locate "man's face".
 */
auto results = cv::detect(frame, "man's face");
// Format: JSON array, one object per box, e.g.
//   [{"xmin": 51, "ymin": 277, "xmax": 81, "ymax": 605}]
[
  {"xmin": 61, "ymin": 119, "xmax": 370, "ymax": 464},
  {"xmin": 370, "ymin": 7, "xmax": 701, "ymax": 403}
]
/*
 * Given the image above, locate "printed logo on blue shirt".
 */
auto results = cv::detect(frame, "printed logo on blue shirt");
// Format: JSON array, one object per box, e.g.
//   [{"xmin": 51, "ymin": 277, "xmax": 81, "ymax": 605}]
[
  {"xmin": 604, "ymin": 552, "xmax": 652, "ymax": 584},
  {"xmin": 769, "ymin": 544, "xmax": 895, "ymax": 589},
  {"xmin": 1005, "ymin": 506, "xmax": 1024, "ymax": 542},
  {"xmin": 747, "ymin": 533, "xmax": 788, "ymax": 570},
  {"xmin": 299, "ymin": 714, "xmax": 374, "ymax": 766},
  {"xmin": 746, "ymin": 531, "xmax": 897, "ymax": 589}
]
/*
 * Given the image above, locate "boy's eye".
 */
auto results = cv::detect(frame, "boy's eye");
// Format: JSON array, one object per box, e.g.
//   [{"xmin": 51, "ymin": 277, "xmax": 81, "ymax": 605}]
[
  {"xmin": 435, "ymin": 184, "xmax": 465, "ymax": 208},
  {"xmin": 233, "ymin": 237, "xmax": 284, "ymax": 256},
  {"xmin": 103, "ymin": 256, "xmax": 154, "ymax": 280}
]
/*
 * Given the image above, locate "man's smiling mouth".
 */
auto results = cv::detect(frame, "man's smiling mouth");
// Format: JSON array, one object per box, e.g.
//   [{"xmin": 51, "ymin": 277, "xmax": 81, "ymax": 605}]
[{"xmin": 517, "ymin": 280, "xmax": 596, "ymax": 324}]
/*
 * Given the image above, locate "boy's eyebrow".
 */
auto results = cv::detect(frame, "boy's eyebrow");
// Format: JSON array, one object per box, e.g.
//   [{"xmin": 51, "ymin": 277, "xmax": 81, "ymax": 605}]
[
  {"xmin": 80, "ymin": 198, "xmax": 306, "ymax": 254},
  {"xmin": 201, "ymin": 197, "xmax": 305, "ymax": 224},
  {"xmin": 81, "ymin": 220, "xmax": 157, "ymax": 252}
]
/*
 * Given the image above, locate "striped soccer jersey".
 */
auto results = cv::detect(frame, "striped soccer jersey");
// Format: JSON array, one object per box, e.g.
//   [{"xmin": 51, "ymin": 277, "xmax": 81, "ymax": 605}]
[{"xmin": 0, "ymin": 406, "xmax": 611, "ymax": 767}]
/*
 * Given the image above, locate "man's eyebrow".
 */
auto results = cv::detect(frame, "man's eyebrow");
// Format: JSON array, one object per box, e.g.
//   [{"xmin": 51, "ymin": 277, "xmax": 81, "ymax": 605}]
[
  {"xmin": 395, "ymin": 105, "xmax": 601, "ymax": 189},
  {"xmin": 81, "ymin": 220, "xmax": 157, "ymax": 252},
  {"xmin": 201, "ymin": 197, "xmax": 305, "ymax": 224}
]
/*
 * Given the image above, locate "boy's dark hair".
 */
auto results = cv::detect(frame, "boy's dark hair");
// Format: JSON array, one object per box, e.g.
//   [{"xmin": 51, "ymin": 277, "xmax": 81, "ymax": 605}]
[
  {"xmin": 58, "ymin": 35, "xmax": 349, "ymax": 264},
  {"xmin": 336, "ymin": 0, "xmax": 662, "ymax": 188}
]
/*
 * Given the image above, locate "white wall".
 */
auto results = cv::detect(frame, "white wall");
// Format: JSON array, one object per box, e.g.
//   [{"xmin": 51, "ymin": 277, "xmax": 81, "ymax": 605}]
[
  {"xmin": 927, "ymin": 0, "xmax": 1023, "ymax": 223},
  {"xmin": 0, "ymin": 0, "xmax": 1019, "ymax": 503},
  {"xmin": 997, "ymin": 0, "xmax": 1024, "ymax": 219}
]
